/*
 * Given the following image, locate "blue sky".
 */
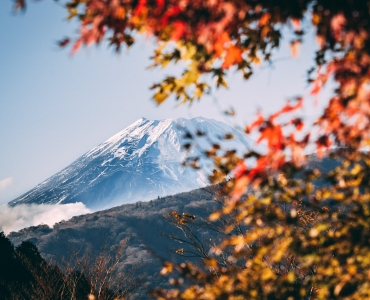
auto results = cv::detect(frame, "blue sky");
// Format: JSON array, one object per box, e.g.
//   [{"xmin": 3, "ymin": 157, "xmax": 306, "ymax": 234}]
[{"xmin": 0, "ymin": 1, "xmax": 330, "ymax": 204}]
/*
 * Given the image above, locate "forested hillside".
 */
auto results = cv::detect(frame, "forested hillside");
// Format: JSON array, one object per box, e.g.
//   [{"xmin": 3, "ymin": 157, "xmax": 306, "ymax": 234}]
[{"xmin": 8, "ymin": 186, "xmax": 224, "ymax": 299}]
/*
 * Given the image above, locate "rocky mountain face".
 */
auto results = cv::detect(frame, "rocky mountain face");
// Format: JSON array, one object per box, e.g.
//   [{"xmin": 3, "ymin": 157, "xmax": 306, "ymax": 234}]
[{"xmin": 9, "ymin": 117, "xmax": 252, "ymax": 210}]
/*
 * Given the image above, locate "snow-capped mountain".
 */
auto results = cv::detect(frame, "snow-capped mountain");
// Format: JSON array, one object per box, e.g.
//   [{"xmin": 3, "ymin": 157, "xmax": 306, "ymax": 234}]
[{"xmin": 9, "ymin": 117, "xmax": 252, "ymax": 210}]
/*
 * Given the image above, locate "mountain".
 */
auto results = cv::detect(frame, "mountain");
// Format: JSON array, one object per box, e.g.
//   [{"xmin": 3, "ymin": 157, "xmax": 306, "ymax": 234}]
[
  {"xmin": 6, "ymin": 153, "xmax": 339, "ymax": 299},
  {"xmin": 9, "ymin": 117, "xmax": 252, "ymax": 210},
  {"xmin": 7, "ymin": 186, "xmax": 223, "ymax": 299}
]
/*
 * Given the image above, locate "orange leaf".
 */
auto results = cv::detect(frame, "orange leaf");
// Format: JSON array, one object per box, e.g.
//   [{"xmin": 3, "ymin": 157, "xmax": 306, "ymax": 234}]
[
  {"xmin": 258, "ymin": 125, "xmax": 284, "ymax": 150},
  {"xmin": 231, "ymin": 175, "xmax": 249, "ymax": 202},
  {"xmin": 213, "ymin": 32, "xmax": 230, "ymax": 58},
  {"xmin": 316, "ymin": 135, "xmax": 332, "ymax": 158},
  {"xmin": 71, "ymin": 38, "xmax": 82, "ymax": 54},
  {"xmin": 259, "ymin": 13, "xmax": 271, "ymax": 26},
  {"xmin": 222, "ymin": 45, "xmax": 242, "ymax": 69},
  {"xmin": 291, "ymin": 18, "xmax": 301, "ymax": 31},
  {"xmin": 271, "ymin": 98, "xmax": 303, "ymax": 120},
  {"xmin": 234, "ymin": 161, "xmax": 247, "ymax": 178},
  {"xmin": 290, "ymin": 40, "xmax": 300, "ymax": 57},
  {"xmin": 310, "ymin": 79, "xmax": 322, "ymax": 96},
  {"xmin": 330, "ymin": 13, "xmax": 346, "ymax": 41},
  {"xmin": 246, "ymin": 113, "xmax": 264, "ymax": 133},
  {"xmin": 115, "ymin": 6, "xmax": 125, "ymax": 19}
]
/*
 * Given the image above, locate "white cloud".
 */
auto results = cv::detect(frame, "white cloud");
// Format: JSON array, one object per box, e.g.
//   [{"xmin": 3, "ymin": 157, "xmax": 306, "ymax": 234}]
[
  {"xmin": 0, "ymin": 203, "xmax": 91, "ymax": 234},
  {"xmin": 0, "ymin": 177, "xmax": 13, "ymax": 192}
]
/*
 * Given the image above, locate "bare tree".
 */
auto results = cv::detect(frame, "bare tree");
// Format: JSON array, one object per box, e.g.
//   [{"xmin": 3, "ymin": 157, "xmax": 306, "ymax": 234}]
[
  {"xmin": 6, "ymin": 237, "xmax": 141, "ymax": 300},
  {"xmin": 160, "ymin": 184, "xmax": 248, "ymax": 270},
  {"xmin": 61, "ymin": 237, "xmax": 141, "ymax": 300}
]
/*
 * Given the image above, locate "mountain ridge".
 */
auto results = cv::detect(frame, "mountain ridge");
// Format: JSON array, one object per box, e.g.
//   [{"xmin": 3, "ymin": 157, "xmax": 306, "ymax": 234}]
[
  {"xmin": 9, "ymin": 117, "xmax": 252, "ymax": 210},
  {"xmin": 7, "ymin": 185, "xmax": 222, "ymax": 299}
]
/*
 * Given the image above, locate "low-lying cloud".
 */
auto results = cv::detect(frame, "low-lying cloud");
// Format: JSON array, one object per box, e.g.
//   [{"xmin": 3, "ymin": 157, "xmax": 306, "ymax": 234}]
[
  {"xmin": 0, "ymin": 203, "xmax": 91, "ymax": 234},
  {"xmin": 0, "ymin": 177, "xmax": 13, "ymax": 192}
]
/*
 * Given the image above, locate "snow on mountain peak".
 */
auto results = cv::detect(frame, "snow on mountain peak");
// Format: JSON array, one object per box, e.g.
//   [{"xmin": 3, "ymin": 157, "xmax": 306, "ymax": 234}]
[{"xmin": 9, "ymin": 117, "xmax": 253, "ymax": 210}]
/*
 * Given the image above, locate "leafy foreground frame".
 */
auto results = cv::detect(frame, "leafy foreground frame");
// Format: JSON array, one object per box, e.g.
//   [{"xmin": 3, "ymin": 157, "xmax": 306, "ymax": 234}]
[{"xmin": 13, "ymin": 0, "xmax": 370, "ymax": 298}]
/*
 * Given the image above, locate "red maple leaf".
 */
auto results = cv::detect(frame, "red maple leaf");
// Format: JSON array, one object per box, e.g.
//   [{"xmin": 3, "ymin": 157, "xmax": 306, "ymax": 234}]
[
  {"xmin": 171, "ymin": 21, "xmax": 186, "ymax": 41},
  {"xmin": 271, "ymin": 98, "xmax": 303, "ymax": 120},
  {"xmin": 134, "ymin": 0, "xmax": 147, "ymax": 16}
]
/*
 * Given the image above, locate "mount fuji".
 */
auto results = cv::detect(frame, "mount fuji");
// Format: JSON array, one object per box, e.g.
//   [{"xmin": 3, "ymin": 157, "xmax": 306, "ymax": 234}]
[{"xmin": 9, "ymin": 117, "xmax": 252, "ymax": 210}]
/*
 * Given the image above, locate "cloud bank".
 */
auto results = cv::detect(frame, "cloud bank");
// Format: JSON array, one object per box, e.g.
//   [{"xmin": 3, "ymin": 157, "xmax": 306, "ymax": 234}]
[
  {"xmin": 0, "ymin": 203, "xmax": 91, "ymax": 234},
  {"xmin": 0, "ymin": 177, "xmax": 13, "ymax": 191}
]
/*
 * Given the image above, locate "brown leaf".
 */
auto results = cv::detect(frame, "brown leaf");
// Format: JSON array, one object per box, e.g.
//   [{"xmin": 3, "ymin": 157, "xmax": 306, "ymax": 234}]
[{"xmin": 58, "ymin": 38, "xmax": 70, "ymax": 48}]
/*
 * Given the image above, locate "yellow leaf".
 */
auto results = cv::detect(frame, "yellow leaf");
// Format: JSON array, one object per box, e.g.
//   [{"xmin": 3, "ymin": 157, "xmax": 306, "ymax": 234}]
[
  {"xmin": 194, "ymin": 87, "xmax": 203, "ymax": 99},
  {"xmin": 287, "ymin": 271, "xmax": 295, "ymax": 283},
  {"xmin": 261, "ymin": 268, "xmax": 275, "ymax": 281},
  {"xmin": 153, "ymin": 92, "xmax": 168, "ymax": 105},
  {"xmin": 348, "ymin": 265, "xmax": 357, "ymax": 275},
  {"xmin": 209, "ymin": 212, "xmax": 221, "ymax": 221},
  {"xmin": 160, "ymin": 262, "xmax": 173, "ymax": 275},
  {"xmin": 312, "ymin": 13, "xmax": 321, "ymax": 25},
  {"xmin": 350, "ymin": 164, "xmax": 362, "ymax": 176},
  {"xmin": 204, "ymin": 258, "xmax": 218, "ymax": 267}
]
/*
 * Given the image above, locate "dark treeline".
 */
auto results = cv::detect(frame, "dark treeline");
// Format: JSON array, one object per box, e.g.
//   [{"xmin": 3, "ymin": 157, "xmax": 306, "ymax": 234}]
[
  {"xmin": 0, "ymin": 232, "xmax": 135, "ymax": 300},
  {"xmin": 0, "ymin": 231, "xmax": 89, "ymax": 299}
]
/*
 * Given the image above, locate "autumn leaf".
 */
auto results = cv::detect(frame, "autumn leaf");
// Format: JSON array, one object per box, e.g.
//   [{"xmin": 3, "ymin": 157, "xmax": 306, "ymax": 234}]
[
  {"xmin": 175, "ymin": 248, "xmax": 184, "ymax": 255},
  {"xmin": 160, "ymin": 262, "xmax": 173, "ymax": 275},
  {"xmin": 258, "ymin": 124, "xmax": 284, "ymax": 150},
  {"xmin": 271, "ymin": 98, "xmax": 303, "ymax": 120},
  {"xmin": 259, "ymin": 13, "xmax": 271, "ymax": 26},
  {"xmin": 171, "ymin": 21, "xmax": 186, "ymax": 41},
  {"xmin": 330, "ymin": 13, "xmax": 346, "ymax": 41},
  {"xmin": 213, "ymin": 32, "xmax": 230, "ymax": 58},
  {"xmin": 14, "ymin": 0, "xmax": 25, "ymax": 11},
  {"xmin": 115, "ymin": 7, "xmax": 125, "ymax": 19},
  {"xmin": 160, "ymin": 6, "xmax": 181, "ymax": 26},
  {"xmin": 182, "ymin": 213, "xmax": 196, "ymax": 220},
  {"xmin": 224, "ymin": 133, "xmax": 234, "ymax": 140},
  {"xmin": 153, "ymin": 91, "xmax": 168, "ymax": 105},
  {"xmin": 316, "ymin": 135, "xmax": 332, "ymax": 158},
  {"xmin": 224, "ymin": 108, "xmax": 235, "ymax": 116},
  {"xmin": 133, "ymin": 0, "xmax": 147, "ymax": 16},
  {"xmin": 246, "ymin": 113, "xmax": 264, "ymax": 133},
  {"xmin": 156, "ymin": 0, "xmax": 164, "ymax": 8},
  {"xmin": 234, "ymin": 161, "xmax": 247, "ymax": 178},
  {"xmin": 290, "ymin": 39, "xmax": 301, "ymax": 57},
  {"xmin": 310, "ymin": 79, "xmax": 322, "ymax": 96},
  {"xmin": 71, "ymin": 39, "xmax": 82, "ymax": 54},
  {"xmin": 291, "ymin": 118, "xmax": 304, "ymax": 131},
  {"xmin": 58, "ymin": 38, "xmax": 70, "ymax": 47},
  {"xmin": 291, "ymin": 18, "xmax": 301, "ymax": 31}
]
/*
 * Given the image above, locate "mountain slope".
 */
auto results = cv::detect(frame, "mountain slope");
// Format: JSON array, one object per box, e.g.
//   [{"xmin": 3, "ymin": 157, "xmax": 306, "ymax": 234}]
[
  {"xmin": 9, "ymin": 117, "xmax": 251, "ymax": 210},
  {"xmin": 7, "ymin": 186, "xmax": 223, "ymax": 299}
]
